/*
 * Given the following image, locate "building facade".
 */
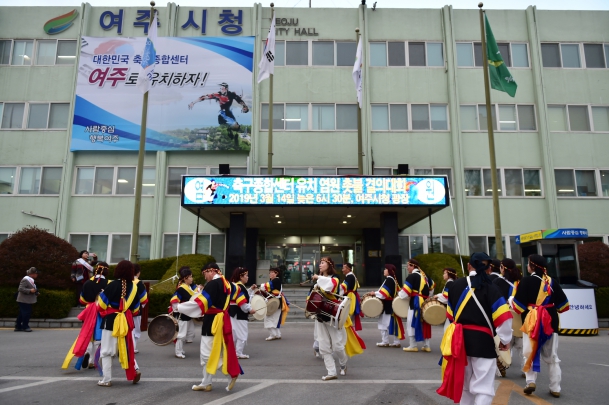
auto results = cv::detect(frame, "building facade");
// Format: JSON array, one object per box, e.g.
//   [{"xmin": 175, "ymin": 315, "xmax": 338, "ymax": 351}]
[{"xmin": 1, "ymin": 3, "xmax": 608, "ymax": 282}]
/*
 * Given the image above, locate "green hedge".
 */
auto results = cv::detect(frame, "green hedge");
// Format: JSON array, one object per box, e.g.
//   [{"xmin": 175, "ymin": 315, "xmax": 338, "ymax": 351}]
[
  {"xmin": 0, "ymin": 287, "xmax": 73, "ymax": 319},
  {"xmin": 413, "ymin": 253, "xmax": 462, "ymax": 293},
  {"xmin": 596, "ymin": 287, "xmax": 609, "ymax": 318},
  {"xmin": 109, "ymin": 256, "xmax": 178, "ymax": 281},
  {"xmin": 147, "ymin": 291, "xmax": 173, "ymax": 318}
]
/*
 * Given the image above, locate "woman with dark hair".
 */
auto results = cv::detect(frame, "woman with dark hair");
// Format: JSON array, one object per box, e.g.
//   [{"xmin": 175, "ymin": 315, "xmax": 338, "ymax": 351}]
[
  {"xmin": 229, "ymin": 267, "xmax": 256, "ymax": 359},
  {"xmin": 96, "ymin": 260, "xmax": 147, "ymax": 387},
  {"xmin": 435, "ymin": 267, "xmax": 458, "ymax": 332},
  {"xmin": 398, "ymin": 258, "xmax": 435, "ymax": 352},
  {"xmin": 311, "ymin": 256, "xmax": 351, "ymax": 380},
  {"xmin": 493, "ymin": 258, "xmax": 523, "ymax": 377},
  {"xmin": 366, "ymin": 263, "xmax": 403, "ymax": 348},
  {"xmin": 513, "ymin": 254, "xmax": 570, "ymax": 398},
  {"xmin": 170, "ymin": 266, "xmax": 198, "ymax": 359},
  {"xmin": 79, "ymin": 261, "xmax": 110, "ymax": 369},
  {"xmin": 261, "ymin": 267, "xmax": 288, "ymax": 340},
  {"xmin": 72, "ymin": 250, "xmax": 93, "ymax": 306}
]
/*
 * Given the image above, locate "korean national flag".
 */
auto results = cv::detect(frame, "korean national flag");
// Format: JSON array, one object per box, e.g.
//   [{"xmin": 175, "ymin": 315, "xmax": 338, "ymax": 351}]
[
  {"xmin": 257, "ymin": 12, "xmax": 276, "ymax": 83},
  {"xmin": 136, "ymin": 11, "xmax": 158, "ymax": 94}
]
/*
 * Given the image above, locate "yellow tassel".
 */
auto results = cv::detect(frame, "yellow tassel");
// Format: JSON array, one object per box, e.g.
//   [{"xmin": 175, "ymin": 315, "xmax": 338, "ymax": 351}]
[
  {"xmin": 206, "ymin": 314, "xmax": 225, "ymax": 375},
  {"xmin": 61, "ymin": 338, "xmax": 78, "ymax": 369}
]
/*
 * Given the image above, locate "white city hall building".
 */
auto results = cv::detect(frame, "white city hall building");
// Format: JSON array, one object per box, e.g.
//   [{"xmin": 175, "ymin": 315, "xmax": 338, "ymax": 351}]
[{"xmin": 0, "ymin": 3, "xmax": 608, "ymax": 285}]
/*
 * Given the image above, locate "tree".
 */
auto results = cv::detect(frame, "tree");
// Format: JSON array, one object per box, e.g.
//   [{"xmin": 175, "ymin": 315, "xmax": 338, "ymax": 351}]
[
  {"xmin": 0, "ymin": 226, "xmax": 79, "ymax": 289},
  {"xmin": 577, "ymin": 241, "xmax": 609, "ymax": 287}
]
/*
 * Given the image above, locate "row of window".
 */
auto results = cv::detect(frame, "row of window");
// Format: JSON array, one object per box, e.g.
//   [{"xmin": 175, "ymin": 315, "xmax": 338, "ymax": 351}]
[
  {"xmin": 541, "ymin": 43, "xmax": 609, "ymax": 69},
  {"xmin": 548, "ymin": 105, "xmax": 609, "ymax": 132},
  {"xmin": 68, "ymin": 233, "xmax": 226, "ymax": 264},
  {"xmin": 0, "ymin": 39, "xmax": 77, "ymax": 66},
  {"xmin": 456, "ymin": 42, "xmax": 529, "ymax": 68},
  {"xmin": 0, "ymin": 102, "xmax": 70, "ymax": 130},
  {"xmin": 555, "ymin": 169, "xmax": 609, "ymax": 197},
  {"xmin": 0, "ymin": 166, "xmax": 62, "ymax": 195},
  {"xmin": 465, "ymin": 168, "xmax": 542, "ymax": 197},
  {"xmin": 460, "ymin": 104, "xmax": 537, "ymax": 132},
  {"xmin": 75, "ymin": 166, "xmax": 156, "ymax": 196}
]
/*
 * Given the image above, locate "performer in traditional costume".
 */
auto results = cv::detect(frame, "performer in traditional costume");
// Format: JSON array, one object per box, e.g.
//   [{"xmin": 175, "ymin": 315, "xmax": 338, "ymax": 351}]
[
  {"xmin": 132, "ymin": 264, "xmax": 147, "ymax": 354},
  {"xmin": 71, "ymin": 250, "xmax": 93, "ymax": 306},
  {"xmin": 62, "ymin": 262, "xmax": 109, "ymax": 371},
  {"xmin": 488, "ymin": 259, "xmax": 501, "ymax": 281},
  {"xmin": 512, "ymin": 254, "xmax": 569, "ymax": 398},
  {"xmin": 229, "ymin": 267, "xmax": 256, "ymax": 359},
  {"xmin": 177, "ymin": 262, "xmax": 241, "ymax": 392},
  {"xmin": 96, "ymin": 260, "xmax": 148, "ymax": 387},
  {"xmin": 261, "ymin": 267, "xmax": 289, "ymax": 340},
  {"xmin": 366, "ymin": 264, "xmax": 404, "ymax": 348},
  {"xmin": 170, "ymin": 267, "xmax": 198, "ymax": 359},
  {"xmin": 434, "ymin": 267, "xmax": 458, "ymax": 332},
  {"xmin": 399, "ymin": 259, "xmax": 435, "ymax": 352},
  {"xmin": 339, "ymin": 262, "xmax": 363, "ymax": 331},
  {"xmin": 312, "ymin": 257, "xmax": 365, "ymax": 380},
  {"xmin": 492, "ymin": 258, "xmax": 523, "ymax": 377},
  {"xmin": 437, "ymin": 252, "xmax": 513, "ymax": 405}
]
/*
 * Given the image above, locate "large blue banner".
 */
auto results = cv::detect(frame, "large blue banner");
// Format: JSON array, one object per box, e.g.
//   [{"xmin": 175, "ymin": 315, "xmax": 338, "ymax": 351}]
[
  {"xmin": 182, "ymin": 176, "xmax": 449, "ymax": 206},
  {"xmin": 72, "ymin": 36, "xmax": 254, "ymax": 151}
]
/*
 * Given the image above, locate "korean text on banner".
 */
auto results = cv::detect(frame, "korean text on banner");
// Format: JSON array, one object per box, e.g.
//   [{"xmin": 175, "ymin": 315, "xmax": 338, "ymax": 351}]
[
  {"xmin": 257, "ymin": 11, "xmax": 276, "ymax": 83},
  {"xmin": 136, "ymin": 11, "xmax": 158, "ymax": 94},
  {"xmin": 352, "ymin": 38, "xmax": 363, "ymax": 108}
]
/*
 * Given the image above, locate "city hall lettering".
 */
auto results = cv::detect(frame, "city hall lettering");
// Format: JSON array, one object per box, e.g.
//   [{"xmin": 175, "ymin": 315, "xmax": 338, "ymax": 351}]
[{"xmin": 275, "ymin": 17, "xmax": 319, "ymax": 36}]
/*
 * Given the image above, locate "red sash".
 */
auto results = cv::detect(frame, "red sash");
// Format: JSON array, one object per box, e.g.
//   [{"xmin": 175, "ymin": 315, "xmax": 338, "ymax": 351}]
[{"xmin": 206, "ymin": 308, "xmax": 241, "ymax": 378}]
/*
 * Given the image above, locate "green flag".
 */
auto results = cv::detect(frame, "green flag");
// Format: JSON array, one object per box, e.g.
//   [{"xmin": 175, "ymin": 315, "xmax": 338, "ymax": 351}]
[{"xmin": 485, "ymin": 15, "xmax": 517, "ymax": 97}]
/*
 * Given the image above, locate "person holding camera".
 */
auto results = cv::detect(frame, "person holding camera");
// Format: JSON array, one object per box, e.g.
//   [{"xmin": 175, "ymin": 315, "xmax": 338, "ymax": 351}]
[
  {"xmin": 15, "ymin": 267, "xmax": 40, "ymax": 332},
  {"xmin": 72, "ymin": 250, "xmax": 93, "ymax": 306}
]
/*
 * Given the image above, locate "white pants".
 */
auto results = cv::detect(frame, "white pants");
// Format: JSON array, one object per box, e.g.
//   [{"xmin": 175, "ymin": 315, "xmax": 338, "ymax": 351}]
[
  {"xmin": 264, "ymin": 310, "xmax": 281, "ymax": 337},
  {"xmin": 199, "ymin": 336, "xmax": 223, "ymax": 386},
  {"xmin": 99, "ymin": 329, "xmax": 139, "ymax": 383},
  {"xmin": 523, "ymin": 332, "xmax": 561, "ymax": 392},
  {"xmin": 86, "ymin": 340, "xmax": 100, "ymax": 362},
  {"xmin": 231, "ymin": 317, "xmax": 249, "ymax": 356},
  {"xmin": 405, "ymin": 309, "xmax": 430, "ymax": 348},
  {"xmin": 315, "ymin": 320, "xmax": 347, "ymax": 376},
  {"xmin": 175, "ymin": 319, "xmax": 195, "ymax": 356},
  {"xmin": 460, "ymin": 357, "xmax": 496, "ymax": 405},
  {"xmin": 511, "ymin": 336, "xmax": 524, "ymax": 372},
  {"xmin": 377, "ymin": 313, "xmax": 399, "ymax": 344},
  {"xmin": 132, "ymin": 316, "xmax": 141, "ymax": 351}
]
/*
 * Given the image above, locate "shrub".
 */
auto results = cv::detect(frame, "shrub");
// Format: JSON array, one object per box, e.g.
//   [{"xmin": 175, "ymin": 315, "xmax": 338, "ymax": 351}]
[
  {"xmin": 110, "ymin": 256, "xmax": 177, "ymax": 280},
  {"xmin": 0, "ymin": 287, "xmax": 73, "ymax": 319},
  {"xmin": 413, "ymin": 253, "xmax": 462, "ymax": 293},
  {"xmin": 147, "ymin": 291, "xmax": 173, "ymax": 317},
  {"xmin": 578, "ymin": 242, "xmax": 609, "ymax": 288},
  {"xmin": 595, "ymin": 287, "xmax": 609, "ymax": 318},
  {"xmin": 0, "ymin": 226, "xmax": 79, "ymax": 289}
]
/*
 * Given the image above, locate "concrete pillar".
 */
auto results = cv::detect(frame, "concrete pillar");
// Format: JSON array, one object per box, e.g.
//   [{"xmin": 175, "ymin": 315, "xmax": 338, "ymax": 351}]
[
  {"xmin": 381, "ymin": 212, "xmax": 402, "ymax": 285},
  {"xmin": 226, "ymin": 213, "xmax": 246, "ymax": 279},
  {"xmin": 363, "ymin": 228, "xmax": 382, "ymax": 286}
]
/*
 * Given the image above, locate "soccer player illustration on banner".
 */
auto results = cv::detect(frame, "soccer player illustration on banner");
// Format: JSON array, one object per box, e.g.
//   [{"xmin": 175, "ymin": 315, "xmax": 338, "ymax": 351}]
[{"xmin": 188, "ymin": 82, "xmax": 250, "ymax": 149}]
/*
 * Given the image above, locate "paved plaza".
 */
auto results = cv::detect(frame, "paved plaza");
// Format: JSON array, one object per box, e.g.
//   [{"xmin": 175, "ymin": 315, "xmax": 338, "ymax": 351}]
[{"xmin": 1, "ymin": 322, "xmax": 608, "ymax": 405}]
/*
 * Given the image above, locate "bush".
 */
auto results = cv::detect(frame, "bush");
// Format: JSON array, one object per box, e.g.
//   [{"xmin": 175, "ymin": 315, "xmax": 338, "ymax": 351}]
[
  {"xmin": 0, "ymin": 287, "xmax": 73, "ymax": 319},
  {"xmin": 147, "ymin": 291, "xmax": 173, "ymax": 318},
  {"xmin": 412, "ymin": 253, "xmax": 462, "ymax": 293},
  {"xmin": 0, "ymin": 226, "xmax": 79, "ymax": 289},
  {"xmin": 595, "ymin": 287, "xmax": 609, "ymax": 318},
  {"xmin": 578, "ymin": 242, "xmax": 609, "ymax": 288},
  {"xmin": 109, "ymin": 256, "xmax": 177, "ymax": 281}
]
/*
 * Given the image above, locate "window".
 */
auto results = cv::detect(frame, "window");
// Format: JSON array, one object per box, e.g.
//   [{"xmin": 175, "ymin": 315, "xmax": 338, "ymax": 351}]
[
  {"xmin": 11, "ymin": 40, "xmax": 33, "ymax": 66},
  {"xmin": 568, "ymin": 105, "xmax": 590, "ymax": 131},
  {"xmin": 561, "ymin": 44, "xmax": 581, "ymax": 68},
  {"xmin": 312, "ymin": 168, "xmax": 336, "ymax": 175},
  {"xmin": 337, "ymin": 168, "xmax": 358, "ymax": 175},
  {"xmin": 285, "ymin": 104, "xmax": 308, "ymax": 130},
  {"xmin": 26, "ymin": 103, "xmax": 69, "ymax": 129},
  {"xmin": 0, "ymin": 233, "xmax": 10, "ymax": 244},
  {"xmin": 1, "ymin": 103, "xmax": 25, "ymax": 129},
  {"xmin": 56, "ymin": 40, "xmax": 77, "ymax": 65},
  {"xmin": 259, "ymin": 167, "xmax": 284, "ymax": 175},
  {"xmin": 373, "ymin": 168, "xmax": 392, "ymax": 175},
  {"xmin": 388, "ymin": 42, "xmax": 406, "ymax": 66},
  {"xmin": 584, "ymin": 44, "xmax": 606, "ymax": 68},
  {"xmin": 457, "ymin": 42, "xmax": 528, "ymax": 67},
  {"xmin": 0, "ymin": 40, "xmax": 11, "ymax": 64},
  {"xmin": 142, "ymin": 167, "xmax": 156, "ymax": 195},
  {"xmin": 409, "ymin": 42, "xmax": 426, "ymax": 66},
  {"xmin": 371, "ymin": 105, "xmax": 389, "ymax": 130},
  {"xmin": 0, "ymin": 167, "xmax": 17, "ymax": 194},
  {"xmin": 542, "ymin": 43, "xmax": 595, "ymax": 68},
  {"xmin": 427, "ymin": 236, "xmax": 456, "ymax": 254},
  {"xmin": 460, "ymin": 104, "xmax": 536, "ymax": 131},
  {"xmin": 286, "ymin": 41, "xmax": 308, "ymax": 65},
  {"xmin": 94, "ymin": 168, "xmax": 113, "ymax": 195},
  {"xmin": 69, "ymin": 233, "xmax": 149, "ymax": 264},
  {"xmin": 390, "ymin": 104, "xmax": 408, "ymax": 130},
  {"xmin": 411, "ymin": 104, "xmax": 428, "ymax": 129},
  {"xmin": 369, "ymin": 42, "xmax": 387, "ymax": 66},
  {"xmin": 261, "ymin": 103, "xmax": 284, "ymax": 130},
  {"xmin": 548, "ymin": 105, "xmax": 609, "ymax": 132},
  {"xmin": 40, "ymin": 167, "xmax": 62, "ymax": 194},
  {"xmin": 75, "ymin": 166, "xmax": 153, "ymax": 195},
  {"xmin": 167, "ymin": 167, "xmax": 186, "ymax": 195},
  {"xmin": 427, "ymin": 43, "xmax": 444, "ymax": 67},
  {"xmin": 592, "ymin": 107, "xmax": 609, "ymax": 132},
  {"xmin": 110, "ymin": 234, "xmax": 131, "ymax": 263},
  {"xmin": 336, "ymin": 42, "xmax": 357, "ymax": 66},
  {"xmin": 18, "ymin": 168, "xmax": 40, "ymax": 195},
  {"xmin": 371, "ymin": 104, "xmax": 413, "ymax": 130},
  {"xmin": 116, "ymin": 167, "xmax": 136, "ymax": 194},
  {"xmin": 554, "ymin": 169, "xmax": 606, "ymax": 198},
  {"xmin": 285, "ymin": 168, "xmax": 309, "ymax": 175},
  {"xmin": 274, "ymin": 41, "xmax": 285, "ymax": 66},
  {"xmin": 465, "ymin": 168, "xmax": 542, "ymax": 198},
  {"xmin": 411, "ymin": 104, "xmax": 448, "ymax": 130},
  {"xmin": 164, "ymin": 233, "xmax": 225, "ymax": 262},
  {"xmin": 36, "ymin": 40, "xmax": 56, "ymax": 65},
  {"xmin": 312, "ymin": 41, "xmax": 334, "ymax": 66},
  {"xmin": 336, "ymin": 105, "xmax": 357, "ymax": 130},
  {"xmin": 312, "ymin": 104, "xmax": 335, "ymax": 130},
  {"xmin": 469, "ymin": 236, "xmax": 507, "ymax": 258},
  {"xmin": 541, "ymin": 43, "xmax": 561, "ymax": 67},
  {"xmin": 138, "ymin": 235, "xmax": 152, "ymax": 261}
]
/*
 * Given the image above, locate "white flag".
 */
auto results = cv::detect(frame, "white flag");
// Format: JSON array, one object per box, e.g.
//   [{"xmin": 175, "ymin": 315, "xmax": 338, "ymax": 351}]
[
  {"xmin": 352, "ymin": 38, "xmax": 363, "ymax": 108},
  {"xmin": 257, "ymin": 12, "xmax": 276, "ymax": 83},
  {"xmin": 136, "ymin": 11, "xmax": 158, "ymax": 94}
]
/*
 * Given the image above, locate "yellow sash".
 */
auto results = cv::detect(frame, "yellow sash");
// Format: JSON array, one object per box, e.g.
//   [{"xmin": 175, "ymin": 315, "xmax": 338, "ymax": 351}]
[
  {"xmin": 206, "ymin": 276, "xmax": 231, "ymax": 376},
  {"xmin": 113, "ymin": 282, "xmax": 138, "ymax": 370}
]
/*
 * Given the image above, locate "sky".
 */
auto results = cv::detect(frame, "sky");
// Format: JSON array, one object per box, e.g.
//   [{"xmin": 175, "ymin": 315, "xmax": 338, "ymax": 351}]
[{"xmin": 0, "ymin": 0, "xmax": 608, "ymax": 10}]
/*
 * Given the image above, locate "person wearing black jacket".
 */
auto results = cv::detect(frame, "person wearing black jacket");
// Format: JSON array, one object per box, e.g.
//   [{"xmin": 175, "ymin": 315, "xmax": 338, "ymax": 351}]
[{"xmin": 229, "ymin": 267, "xmax": 256, "ymax": 359}]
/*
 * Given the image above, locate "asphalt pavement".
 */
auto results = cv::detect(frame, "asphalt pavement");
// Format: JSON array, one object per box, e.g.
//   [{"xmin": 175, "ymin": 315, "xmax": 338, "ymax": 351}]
[{"xmin": 0, "ymin": 322, "xmax": 608, "ymax": 405}]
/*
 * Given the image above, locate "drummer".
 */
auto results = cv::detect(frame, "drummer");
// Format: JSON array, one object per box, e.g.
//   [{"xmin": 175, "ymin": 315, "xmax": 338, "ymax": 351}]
[
  {"xmin": 261, "ymin": 267, "xmax": 289, "ymax": 341},
  {"xmin": 229, "ymin": 267, "xmax": 257, "ymax": 359},
  {"xmin": 398, "ymin": 258, "xmax": 435, "ymax": 353},
  {"xmin": 365, "ymin": 264, "xmax": 404, "ymax": 348},
  {"xmin": 339, "ymin": 262, "xmax": 363, "ymax": 331},
  {"xmin": 434, "ymin": 267, "xmax": 458, "ymax": 332},
  {"xmin": 493, "ymin": 258, "xmax": 523, "ymax": 377},
  {"xmin": 170, "ymin": 267, "xmax": 199, "ymax": 359},
  {"xmin": 311, "ymin": 257, "xmax": 349, "ymax": 380}
]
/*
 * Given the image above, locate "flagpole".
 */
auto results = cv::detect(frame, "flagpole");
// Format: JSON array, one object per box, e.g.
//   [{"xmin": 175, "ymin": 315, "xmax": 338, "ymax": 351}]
[
  {"xmin": 356, "ymin": 28, "xmax": 363, "ymax": 175},
  {"xmin": 479, "ymin": 3, "xmax": 504, "ymax": 259},
  {"xmin": 130, "ymin": 1, "xmax": 155, "ymax": 263},
  {"xmin": 267, "ymin": 3, "xmax": 275, "ymax": 175}
]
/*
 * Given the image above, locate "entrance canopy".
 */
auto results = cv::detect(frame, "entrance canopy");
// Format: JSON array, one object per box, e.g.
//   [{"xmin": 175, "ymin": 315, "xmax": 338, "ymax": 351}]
[{"xmin": 181, "ymin": 175, "xmax": 450, "ymax": 230}]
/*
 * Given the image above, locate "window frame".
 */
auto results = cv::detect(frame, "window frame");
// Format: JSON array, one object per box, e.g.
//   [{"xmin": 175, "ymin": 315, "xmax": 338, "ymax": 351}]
[
  {"xmin": 1, "ymin": 166, "xmax": 64, "ymax": 196},
  {"xmin": 1, "ymin": 39, "xmax": 77, "ymax": 67},
  {"xmin": 456, "ymin": 41, "xmax": 530, "ymax": 68},
  {"xmin": 68, "ymin": 233, "xmax": 152, "ymax": 264},
  {"xmin": 464, "ymin": 167, "xmax": 544, "ymax": 198},
  {"xmin": 73, "ymin": 166, "xmax": 155, "ymax": 196},
  {"xmin": 162, "ymin": 232, "xmax": 226, "ymax": 263},
  {"xmin": 548, "ymin": 104, "xmax": 604, "ymax": 132},
  {"xmin": 370, "ymin": 103, "xmax": 449, "ymax": 132},
  {"xmin": 459, "ymin": 104, "xmax": 537, "ymax": 132},
  {"xmin": 0, "ymin": 39, "xmax": 13, "ymax": 65},
  {"xmin": 368, "ymin": 41, "xmax": 445, "ymax": 68},
  {"xmin": 554, "ymin": 168, "xmax": 606, "ymax": 199}
]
